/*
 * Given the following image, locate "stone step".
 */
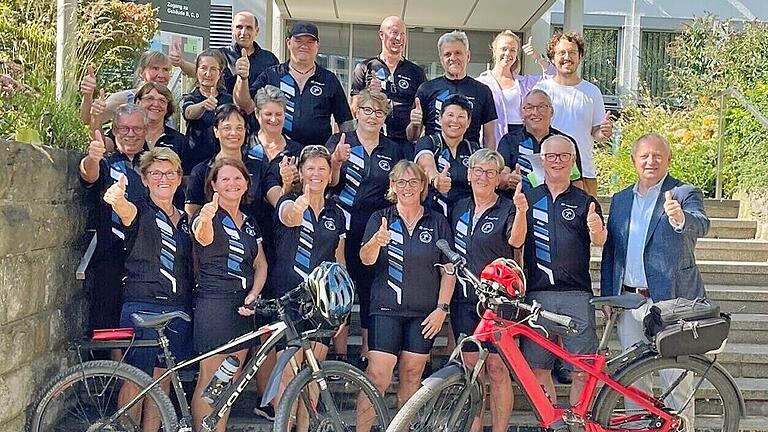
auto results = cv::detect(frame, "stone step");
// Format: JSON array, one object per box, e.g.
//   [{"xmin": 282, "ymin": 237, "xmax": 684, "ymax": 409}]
[
  {"xmin": 590, "ymin": 259, "xmax": 768, "ymax": 286},
  {"xmin": 706, "ymin": 218, "xmax": 758, "ymax": 239},
  {"xmin": 708, "ymin": 286, "xmax": 768, "ymax": 314},
  {"xmin": 592, "ymin": 238, "xmax": 768, "ymax": 262},
  {"xmin": 598, "ymin": 197, "xmax": 741, "ymax": 219}
]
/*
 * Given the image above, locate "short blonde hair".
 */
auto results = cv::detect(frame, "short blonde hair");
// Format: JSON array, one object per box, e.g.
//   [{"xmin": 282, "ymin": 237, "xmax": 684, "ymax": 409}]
[
  {"xmin": 356, "ymin": 89, "xmax": 392, "ymax": 115},
  {"xmin": 386, "ymin": 160, "xmax": 429, "ymax": 203},
  {"xmin": 139, "ymin": 147, "xmax": 182, "ymax": 177},
  {"xmin": 468, "ymin": 148, "xmax": 504, "ymax": 171}
]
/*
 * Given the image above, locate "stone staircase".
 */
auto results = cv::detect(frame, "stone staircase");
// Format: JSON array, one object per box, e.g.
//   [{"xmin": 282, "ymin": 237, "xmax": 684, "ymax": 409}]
[{"xmin": 227, "ymin": 198, "xmax": 768, "ymax": 431}]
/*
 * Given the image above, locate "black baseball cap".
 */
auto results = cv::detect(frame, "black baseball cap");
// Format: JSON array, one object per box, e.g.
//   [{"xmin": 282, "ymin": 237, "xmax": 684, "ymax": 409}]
[{"xmin": 289, "ymin": 21, "xmax": 319, "ymax": 41}]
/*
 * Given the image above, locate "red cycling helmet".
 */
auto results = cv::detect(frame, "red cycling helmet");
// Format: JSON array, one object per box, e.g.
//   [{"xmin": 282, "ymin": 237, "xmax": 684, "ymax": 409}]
[{"xmin": 479, "ymin": 258, "xmax": 526, "ymax": 299}]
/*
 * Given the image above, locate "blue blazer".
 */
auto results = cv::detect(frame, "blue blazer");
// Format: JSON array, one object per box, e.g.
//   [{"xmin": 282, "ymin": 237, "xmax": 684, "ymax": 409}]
[{"xmin": 600, "ymin": 175, "xmax": 710, "ymax": 301}]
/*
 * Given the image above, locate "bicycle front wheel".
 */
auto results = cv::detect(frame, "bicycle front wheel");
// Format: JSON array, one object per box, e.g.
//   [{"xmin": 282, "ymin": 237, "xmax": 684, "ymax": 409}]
[
  {"xmin": 386, "ymin": 368, "xmax": 483, "ymax": 432},
  {"xmin": 273, "ymin": 360, "xmax": 390, "ymax": 432},
  {"xmin": 593, "ymin": 354, "xmax": 742, "ymax": 432},
  {"xmin": 29, "ymin": 360, "xmax": 178, "ymax": 432}
]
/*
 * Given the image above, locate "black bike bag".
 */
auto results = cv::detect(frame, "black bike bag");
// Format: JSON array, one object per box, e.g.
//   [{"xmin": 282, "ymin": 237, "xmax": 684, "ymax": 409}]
[{"xmin": 643, "ymin": 298, "xmax": 730, "ymax": 357}]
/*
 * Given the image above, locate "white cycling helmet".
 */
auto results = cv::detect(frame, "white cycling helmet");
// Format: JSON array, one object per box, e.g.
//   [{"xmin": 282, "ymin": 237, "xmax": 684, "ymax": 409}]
[{"xmin": 306, "ymin": 262, "xmax": 355, "ymax": 327}]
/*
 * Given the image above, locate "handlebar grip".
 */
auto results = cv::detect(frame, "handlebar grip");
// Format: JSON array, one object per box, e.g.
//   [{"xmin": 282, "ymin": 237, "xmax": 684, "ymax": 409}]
[
  {"xmin": 540, "ymin": 310, "xmax": 576, "ymax": 331},
  {"xmin": 436, "ymin": 239, "xmax": 462, "ymax": 264}
]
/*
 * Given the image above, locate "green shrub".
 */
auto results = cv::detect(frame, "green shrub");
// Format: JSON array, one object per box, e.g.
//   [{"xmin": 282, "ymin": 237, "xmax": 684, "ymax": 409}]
[{"xmin": 724, "ymin": 83, "xmax": 768, "ymax": 191}]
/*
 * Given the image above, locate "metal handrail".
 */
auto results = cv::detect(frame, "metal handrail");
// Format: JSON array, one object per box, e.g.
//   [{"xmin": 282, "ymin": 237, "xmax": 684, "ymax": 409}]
[
  {"xmin": 76, "ymin": 230, "xmax": 97, "ymax": 280},
  {"xmin": 716, "ymin": 88, "xmax": 768, "ymax": 198}
]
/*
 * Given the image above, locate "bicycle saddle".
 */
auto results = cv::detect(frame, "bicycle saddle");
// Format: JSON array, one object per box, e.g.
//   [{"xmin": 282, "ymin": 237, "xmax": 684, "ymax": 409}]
[
  {"xmin": 131, "ymin": 311, "xmax": 191, "ymax": 329},
  {"xmin": 589, "ymin": 293, "xmax": 647, "ymax": 310}
]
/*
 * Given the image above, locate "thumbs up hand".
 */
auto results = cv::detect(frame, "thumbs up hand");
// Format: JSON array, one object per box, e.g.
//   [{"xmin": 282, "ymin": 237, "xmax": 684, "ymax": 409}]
[
  {"xmin": 373, "ymin": 217, "xmax": 391, "ymax": 247},
  {"xmin": 513, "ymin": 181, "xmax": 529, "ymax": 213},
  {"xmin": 80, "ymin": 65, "xmax": 97, "ymax": 96},
  {"xmin": 103, "ymin": 174, "xmax": 128, "ymax": 206},
  {"xmin": 508, "ymin": 163, "xmax": 523, "ymax": 190},
  {"xmin": 279, "ymin": 155, "xmax": 299, "ymax": 187},
  {"xmin": 367, "ymin": 69, "xmax": 383, "ymax": 92},
  {"xmin": 88, "ymin": 130, "xmax": 107, "ymax": 162},
  {"xmin": 598, "ymin": 111, "xmax": 613, "ymax": 140},
  {"xmin": 664, "ymin": 190, "xmax": 685, "ymax": 226},
  {"xmin": 199, "ymin": 192, "xmax": 219, "ymax": 223},
  {"xmin": 294, "ymin": 184, "xmax": 311, "ymax": 213},
  {"xmin": 331, "ymin": 133, "xmax": 351, "ymax": 164},
  {"xmin": 433, "ymin": 164, "xmax": 452, "ymax": 194},
  {"xmin": 522, "ymin": 36, "xmax": 538, "ymax": 58},
  {"xmin": 586, "ymin": 202, "xmax": 604, "ymax": 234},
  {"xmin": 90, "ymin": 88, "xmax": 107, "ymax": 121},
  {"xmin": 169, "ymin": 39, "xmax": 182, "ymax": 66},
  {"xmin": 410, "ymin": 97, "xmax": 423, "ymax": 125},
  {"xmin": 235, "ymin": 48, "xmax": 250, "ymax": 79},
  {"xmin": 202, "ymin": 87, "xmax": 218, "ymax": 111}
]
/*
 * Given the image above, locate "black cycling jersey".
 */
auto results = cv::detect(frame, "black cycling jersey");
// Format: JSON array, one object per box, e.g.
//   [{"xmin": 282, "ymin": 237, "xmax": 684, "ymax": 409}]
[
  {"xmin": 81, "ymin": 150, "xmax": 148, "ymax": 255},
  {"xmin": 251, "ymin": 62, "xmax": 352, "ymax": 147},
  {"xmin": 414, "ymin": 75, "xmax": 497, "ymax": 143},
  {"xmin": 122, "ymin": 199, "xmax": 193, "ymax": 306},
  {"xmin": 193, "ymin": 208, "xmax": 262, "ymax": 296},
  {"xmin": 350, "ymin": 57, "xmax": 426, "ymax": 142},
  {"xmin": 218, "ymin": 42, "xmax": 279, "ymax": 95},
  {"xmin": 414, "ymin": 134, "xmax": 480, "ymax": 216},
  {"xmin": 363, "ymin": 205, "xmax": 452, "ymax": 317},
  {"xmin": 180, "ymin": 88, "xmax": 234, "ymax": 169},
  {"xmin": 523, "ymin": 184, "xmax": 601, "ymax": 294},
  {"xmin": 270, "ymin": 193, "xmax": 347, "ymax": 297},
  {"xmin": 326, "ymin": 132, "xmax": 406, "ymax": 235},
  {"xmin": 451, "ymin": 196, "xmax": 517, "ymax": 303},
  {"xmin": 497, "ymin": 126, "xmax": 582, "ymax": 197}
]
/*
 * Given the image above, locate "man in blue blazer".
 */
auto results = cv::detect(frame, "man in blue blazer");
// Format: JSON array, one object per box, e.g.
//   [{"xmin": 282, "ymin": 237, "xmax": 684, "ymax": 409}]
[{"xmin": 601, "ymin": 133, "xmax": 709, "ymax": 432}]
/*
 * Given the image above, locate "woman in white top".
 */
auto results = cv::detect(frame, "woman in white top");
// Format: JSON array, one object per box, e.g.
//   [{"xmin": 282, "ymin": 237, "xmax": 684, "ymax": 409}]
[{"xmin": 476, "ymin": 31, "xmax": 554, "ymax": 144}]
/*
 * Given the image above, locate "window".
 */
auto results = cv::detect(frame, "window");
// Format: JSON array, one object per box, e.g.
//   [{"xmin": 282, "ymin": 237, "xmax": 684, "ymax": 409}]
[
  {"xmin": 554, "ymin": 26, "xmax": 619, "ymax": 95},
  {"xmin": 640, "ymin": 31, "xmax": 678, "ymax": 99}
]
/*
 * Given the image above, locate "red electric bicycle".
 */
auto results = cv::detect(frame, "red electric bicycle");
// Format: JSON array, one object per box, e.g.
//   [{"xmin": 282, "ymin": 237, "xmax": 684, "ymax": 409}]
[{"xmin": 386, "ymin": 240, "xmax": 744, "ymax": 432}]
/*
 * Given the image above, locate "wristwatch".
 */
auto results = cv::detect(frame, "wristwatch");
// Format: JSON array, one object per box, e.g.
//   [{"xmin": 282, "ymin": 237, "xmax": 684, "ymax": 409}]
[{"xmin": 437, "ymin": 303, "xmax": 450, "ymax": 312}]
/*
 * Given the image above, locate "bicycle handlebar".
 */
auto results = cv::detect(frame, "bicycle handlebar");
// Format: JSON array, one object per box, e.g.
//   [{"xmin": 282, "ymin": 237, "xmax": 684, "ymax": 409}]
[
  {"xmin": 437, "ymin": 239, "xmax": 577, "ymax": 333},
  {"xmin": 247, "ymin": 284, "xmax": 308, "ymax": 316}
]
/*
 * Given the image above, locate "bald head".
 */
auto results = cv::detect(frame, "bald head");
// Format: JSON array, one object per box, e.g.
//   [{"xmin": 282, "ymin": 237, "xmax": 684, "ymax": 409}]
[
  {"xmin": 379, "ymin": 16, "xmax": 406, "ymax": 56},
  {"xmin": 234, "ymin": 11, "xmax": 257, "ymax": 28}
]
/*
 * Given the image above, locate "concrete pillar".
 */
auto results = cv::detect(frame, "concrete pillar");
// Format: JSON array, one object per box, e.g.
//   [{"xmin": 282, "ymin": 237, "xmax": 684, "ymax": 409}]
[
  {"xmin": 55, "ymin": 0, "xmax": 77, "ymax": 101},
  {"xmin": 563, "ymin": 0, "xmax": 584, "ymax": 35},
  {"xmin": 618, "ymin": 2, "xmax": 641, "ymax": 100}
]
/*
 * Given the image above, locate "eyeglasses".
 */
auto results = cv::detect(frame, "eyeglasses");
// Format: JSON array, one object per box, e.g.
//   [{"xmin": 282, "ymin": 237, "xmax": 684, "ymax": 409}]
[
  {"xmin": 470, "ymin": 167, "xmax": 499, "ymax": 178},
  {"xmin": 359, "ymin": 106, "xmax": 387, "ymax": 119},
  {"xmin": 394, "ymin": 178, "xmax": 422, "ymax": 188},
  {"xmin": 554, "ymin": 50, "xmax": 579, "ymax": 58},
  {"xmin": 522, "ymin": 104, "xmax": 551, "ymax": 112},
  {"xmin": 147, "ymin": 170, "xmax": 180, "ymax": 181},
  {"xmin": 543, "ymin": 152, "xmax": 573, "ymax": 162},
  {"xmin": 140, "ymin": 95, "xmax": 169, "ymax": 106},
  {"xmin": 115, "ymin": 126, "xmax": 146, "ymax": 135}
]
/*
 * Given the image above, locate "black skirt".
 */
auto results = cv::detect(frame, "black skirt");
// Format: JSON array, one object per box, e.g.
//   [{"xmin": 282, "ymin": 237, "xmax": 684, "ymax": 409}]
[{"xmin": 193, "ymin": 293, "xmax": 255, "ymax": 354}]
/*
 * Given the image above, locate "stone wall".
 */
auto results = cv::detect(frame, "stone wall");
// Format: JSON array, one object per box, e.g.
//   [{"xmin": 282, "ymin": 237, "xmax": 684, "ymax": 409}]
[
  {"xmin": 736, "ymin": 189, "xmax": 768, "ymax": 241},
  {"xmin": 0, "ymin": 140, "xmax": 88, "ymax": 431}
]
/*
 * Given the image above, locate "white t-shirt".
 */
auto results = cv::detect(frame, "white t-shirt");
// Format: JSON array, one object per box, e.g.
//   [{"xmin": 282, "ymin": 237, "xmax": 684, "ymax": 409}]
[
  {"xmin": 533, "ymin": 79, "xmax": 605, "ymax": 178},
  {"xmin": 501, "ymin": 86, "xmax": 523, "ymax": 124}
]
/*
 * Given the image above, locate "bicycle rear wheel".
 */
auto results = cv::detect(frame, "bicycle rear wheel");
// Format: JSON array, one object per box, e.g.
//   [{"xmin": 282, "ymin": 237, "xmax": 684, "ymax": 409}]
[
  {"xmin": 29, "ymin": 360, "xmax": 177, "ymax": 432},
  {"xmin": 273, "ymin": 360, "xmax": 390, "ymax": 432},
  {"xmin": 593, "ymin": 355, "xmax": 742, "ymax": 432},
  {"xmin": 386, "ymin": 368, "xmax": 483, "ymax": 432}
]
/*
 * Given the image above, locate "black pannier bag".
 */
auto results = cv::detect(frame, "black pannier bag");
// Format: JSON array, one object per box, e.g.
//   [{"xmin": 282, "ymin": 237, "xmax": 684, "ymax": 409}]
[{"xmin": 643, "ymin": 298, "xmax": 730, "ymax": 357}]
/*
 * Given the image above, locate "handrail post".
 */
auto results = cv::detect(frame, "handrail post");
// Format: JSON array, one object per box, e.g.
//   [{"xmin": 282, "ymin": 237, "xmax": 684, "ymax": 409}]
[{"xmin": 715, "ymin": 91, "xmax": 727, "ymax": 200}]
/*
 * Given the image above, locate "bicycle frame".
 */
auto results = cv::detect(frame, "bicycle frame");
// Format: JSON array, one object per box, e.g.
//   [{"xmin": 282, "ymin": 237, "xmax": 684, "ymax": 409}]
[{"xmin": 467, "ymin": 308, "xmax": 679, "ymax": 431}]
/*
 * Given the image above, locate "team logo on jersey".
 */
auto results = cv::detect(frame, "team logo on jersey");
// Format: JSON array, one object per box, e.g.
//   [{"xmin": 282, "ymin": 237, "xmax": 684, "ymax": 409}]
[
  {"xmin": 481, "ymin": 222, "xmax": 494, "ymax": 234},
  {"xmin": 245, "ymin": 224, "xmax": 256, "ymax": 237},
  {"xmin": 419, "ymin": 231, "xmax": 432, "ymax": 244},
  {"xmin": 378, "ymin": 159, "xmax": 391, "ymax": 171},
  {"xmin": 398, "ymin": 79, "xmax": 409, "ymax": 89},
  {"xmin": 180, "ymin": 221, "xmax": 190, "ymax": 234},
  {"xmin": 461, "ymin": 156, "xmax": 470, "ymax": 167},
  {"xmin": 562, "ymin": 208, "xmax": 575, "ymax": 221},
  {"xmin": 310, "ymin": 85, "xmax": 323, "ymax": 96},
  {"xmin": 324, "ymin": 219, "xmax": 336, "ymax": 231}
]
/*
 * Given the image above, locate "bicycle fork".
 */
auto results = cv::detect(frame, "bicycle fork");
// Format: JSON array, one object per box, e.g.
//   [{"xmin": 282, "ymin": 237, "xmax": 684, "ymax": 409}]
[{"xmin": 297, "ymin": 338, "xmax": 346, "ymax": 432}]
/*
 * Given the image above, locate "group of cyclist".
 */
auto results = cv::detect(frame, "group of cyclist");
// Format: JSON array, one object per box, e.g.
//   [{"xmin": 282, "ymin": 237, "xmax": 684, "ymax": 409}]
[{"xmin": 74, "ymin": 11, "xmax": 715, "ymax": 432}]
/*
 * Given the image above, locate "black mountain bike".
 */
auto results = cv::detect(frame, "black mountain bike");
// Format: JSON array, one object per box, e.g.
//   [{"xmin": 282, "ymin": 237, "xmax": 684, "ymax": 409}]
[{"xmin": 29, "ymin": 284, "xmax": 390, "ymax": 431}]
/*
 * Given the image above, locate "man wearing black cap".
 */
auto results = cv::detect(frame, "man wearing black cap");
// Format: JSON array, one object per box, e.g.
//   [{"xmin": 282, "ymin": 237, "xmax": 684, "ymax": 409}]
[{"xmin": 235, "ymin": 21, "xmax": 353, "ymax": 148}]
